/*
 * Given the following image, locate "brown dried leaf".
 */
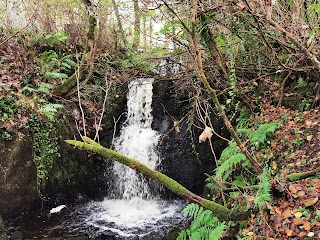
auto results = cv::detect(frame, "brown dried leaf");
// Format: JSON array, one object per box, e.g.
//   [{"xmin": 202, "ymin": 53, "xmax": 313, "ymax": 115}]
[
  {"xmin": 293, "ymin": 217, "xmax": 304, "ymax": 225},
  {"xmin": 293, "ymin": 210, "xmax": 302, "ymax": 219},
  {"xmin": 298, "ymin": 231, "xmax": 307, "ymax": 238},
  {"xmin": 305, "ymin": 120, "xmax": 312, "ymax": 127},
  {"xmin": 282, "ymin": 208, "xmax": 292, "ymax": 218},
  {"xmin": 286, "ymin": 229, "xmax": 293, "ymax": 236},
  {"xmin": 302, "ymin": 197, "xmax": 318, "ymax": 207},
  {"xmin": 306, "ymin": 135, "xmax": 313, "ymax": 141},
  {"xmin": 303, "ymin": 221, "xmax": 311, "ymax": 231},
  {"xmin": 297, "ymin": 191, "xmax": 305, "ymax": 198},
  {"xmin": 289, "ymin": 185, "xmax": 297, "ymax": 194},
  {"xmin": 199, "ymin": 126, "xmax": 213, "ymax": 143}
]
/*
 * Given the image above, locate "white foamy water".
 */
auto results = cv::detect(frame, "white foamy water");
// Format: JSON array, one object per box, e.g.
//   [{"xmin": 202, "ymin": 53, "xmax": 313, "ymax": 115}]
[{"xmin": 67, "ymin": 79, "xmax": 185, "ymax": 239}]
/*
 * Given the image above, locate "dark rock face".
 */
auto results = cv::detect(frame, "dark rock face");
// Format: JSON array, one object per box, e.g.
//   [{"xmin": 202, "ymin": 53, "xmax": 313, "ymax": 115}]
[
  {"xmin": 44, "ymin": 119, "xmax": 109, "ymax": 204},
  {"xmin": 152, "ymin": 80, "xmax": 227, "ymax": 196},
  {"xmin": 0, "ymin": 132, "xmax": 37, "ymax": 218},
  {"xmin": 0, "ymin": 120, "xmax": 108, "ymax": 219}
]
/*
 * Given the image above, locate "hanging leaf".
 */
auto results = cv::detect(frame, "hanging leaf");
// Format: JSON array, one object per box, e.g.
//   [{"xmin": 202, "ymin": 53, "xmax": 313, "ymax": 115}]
[{"xmin": 199, "ymin": 126, "xmax": 213, "ymax": 143}]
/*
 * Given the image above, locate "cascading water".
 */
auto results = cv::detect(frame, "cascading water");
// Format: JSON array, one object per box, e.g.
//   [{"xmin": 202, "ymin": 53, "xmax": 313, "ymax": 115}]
[
  {"xmin": 67, "ymin": 78, "xmax": 185, "ymax": 239},
  {"xmin": 111, "ymin": 78, "xmax": 160, "ymax": 201}
]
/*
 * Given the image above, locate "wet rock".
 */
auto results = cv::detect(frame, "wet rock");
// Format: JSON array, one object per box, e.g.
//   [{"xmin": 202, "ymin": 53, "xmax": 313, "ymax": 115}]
[
  {"xmin": 165, "ymin": 227, "xmax": 181, "ymax": 240},
  {"xmin": 0, "ymin": 215, "xmax": 4, "ymax": 233},
  {"xmin": 152, "ymin": 81, "xmax": 210, "ymax": 195},
  {"xmin": 46, "ymin": 224, "xmax": 63, "ymax": 235},
  {"xmin": 10, "ymin": 231, "xmax": 23, "ymax": 240},
  {"xmin": 0, "ymin": 132, "xmax": 37, "ymax": 218},
  {"xmin": 152, "ymin": 80, "xmax": 228, "ymax": 196},
  {"xmin": 0, "ymin": 215, "xmax": 6, "ymax": 240},
  {"xmin": 65, "ymin": 236, "xmax": 89, "ymax": 240}
]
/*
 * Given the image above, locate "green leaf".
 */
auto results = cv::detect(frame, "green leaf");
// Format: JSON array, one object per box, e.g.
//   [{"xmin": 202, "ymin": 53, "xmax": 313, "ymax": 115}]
[
  {"xmin": 216, "ymin": 153, "xmax": 247, "ymax": 178},
  {"xmin": 45, "ymin": 71, "xmax": 68, "ymax": 79},
  {"xmin": 38, "ymin": 82, "xmax": 54, "ymax": 94},
  {"xmin": 39, "ymin": 103, "xmax": 64, "ymax": 121},
  {"xmin": 251, "ymin": 122, "xmax": 279, "ymax": 145},
  {"xmin": 254, "ymin": 168, "xmax": 272, "ymax": 206}
]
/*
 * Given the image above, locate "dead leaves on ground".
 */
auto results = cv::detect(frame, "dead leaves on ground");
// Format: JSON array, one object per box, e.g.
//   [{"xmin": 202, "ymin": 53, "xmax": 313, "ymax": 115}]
[{"xmin": 242, "ymin": 104, "xmax": 320, "ymax": 239}]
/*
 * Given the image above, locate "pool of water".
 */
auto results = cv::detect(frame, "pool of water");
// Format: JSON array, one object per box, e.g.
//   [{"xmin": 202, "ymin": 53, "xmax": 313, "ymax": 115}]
[
  {"xmin": 65, "ymin": 198, "xmax": 186, "ymax": 239},
  {"xmin": 5, "ymin": 198, "xmax": 187, "ymax": 239}
]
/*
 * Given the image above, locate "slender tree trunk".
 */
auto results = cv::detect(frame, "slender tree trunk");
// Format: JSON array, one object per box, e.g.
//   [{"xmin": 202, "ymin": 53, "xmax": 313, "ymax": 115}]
[
  {"xmin": 190, "ymin": 0, "xmax": 263, "ymax": 173},
  {"xmin": 66, "ymin": 137, "xmax": 249, "ymax": 222},
  {"xmin": 111, "ymin": 0, "xmax": 127, "ymax": 46},
  {"xmin": 132, "ymin": 0, "xmax": 141, "ymax": 50},
  {"xmin": 142, "ymin": 12, "xmax": 147, "ymax": 50},
  {"xmin": 199, "ymin": 14, "xmax": 229, "ymax": 80}
]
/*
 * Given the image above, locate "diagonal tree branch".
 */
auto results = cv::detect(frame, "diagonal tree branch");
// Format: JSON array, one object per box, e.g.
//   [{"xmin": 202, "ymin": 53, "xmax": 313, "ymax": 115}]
[{"xmin": 66, "ymin": 136, "xmax": 249, "ymax": 222}]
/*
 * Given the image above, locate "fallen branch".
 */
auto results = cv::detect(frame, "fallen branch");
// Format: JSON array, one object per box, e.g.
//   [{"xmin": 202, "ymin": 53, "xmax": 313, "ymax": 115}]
[
  {"xmin": 286, "ymin": 167, "xmax": 320, "ymax": 182},
  {"xmin": 66, "ymin": 136, "xmax": 249, "ymax": 222}
]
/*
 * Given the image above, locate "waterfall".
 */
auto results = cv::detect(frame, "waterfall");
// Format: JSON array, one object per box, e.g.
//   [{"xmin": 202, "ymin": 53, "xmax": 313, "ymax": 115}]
[
  {"xmin": 68, "ymin": 78, "xmax": 185, "ymax": 239},
  {"xmin": 111, "ymin": 78, "xmax": 160, "ymax": 200}
]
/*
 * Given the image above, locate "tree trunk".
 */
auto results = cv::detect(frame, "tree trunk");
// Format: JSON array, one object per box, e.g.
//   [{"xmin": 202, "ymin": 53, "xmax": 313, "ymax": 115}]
[
  {"xmin": 132, "ymin": 0, "xmax": 141, "ymax": 50},
  {"xmin": 190, "ymin": 0, "xmax": 263, "ymax": 174},
  {"xmin": 111, "ymin": 0, "xmax": 127, "ymax": 46},
  {"xmin": 66, "ymin": 137, "xmax": 249, "ymax": 222}
]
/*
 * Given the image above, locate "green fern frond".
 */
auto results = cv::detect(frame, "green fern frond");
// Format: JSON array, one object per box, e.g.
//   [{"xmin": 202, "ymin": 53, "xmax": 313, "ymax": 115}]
[
  {"xmin": 219, "ymin": 142, "xmax": 240, "ymax": 160},
  {"xmin": 254, "ymin": 168, "xmax": 272, "ymax": 206},
  {"xmin": 237, "ymin": 122, "xmax": 279, "ymax": 147},
  {"xmin": 39, "ymin": 103, "xmax": 64, "ymax": 121},
  {"xmin": 205, "ymin": 182, "xmax": 219, "ymax": 192},
  {"xmin": 209, "ymin": 224, "xmax": 227, "ymax": 240},
  {"xmin": 178, "ymin": 204, "xmax": 227, "ymax": 240},
  {"xmin": 182, "ymin": 203, "xmax": 203, "ymax": 218},
  {"xmin": 237, "ymin": 128, "xmax": 254, "ymax": 138},
  {"xmin": 250, "ymin": 122, "xmax": 279, "ymax": 145},
  {"xmin": 215, "ymin": 153, "xmax": 248, "ymax": 179}
]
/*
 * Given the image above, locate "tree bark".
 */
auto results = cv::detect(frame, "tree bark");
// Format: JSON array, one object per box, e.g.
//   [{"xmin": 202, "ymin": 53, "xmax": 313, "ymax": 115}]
[
  {"xmin": 199, "ymin": 14, "xmax": 229, "ymax": 81},
  {"xmin": 66, "ymin": 136, "xmax": 249, "ymax": 222},
  {"xmin": 111, "ymin": 0, "xmax": 127, "ymax": 46},
  {"xmin": 132, "ymin": 0, "xmax": 141, "ymax": 50}
]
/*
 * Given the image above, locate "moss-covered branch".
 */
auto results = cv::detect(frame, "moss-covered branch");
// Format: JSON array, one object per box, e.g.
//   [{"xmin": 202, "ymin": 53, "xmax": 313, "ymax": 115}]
[
  {"xmin": 286, "ymin": 167, "xmax": 320, "ymax": 182},
  {"xmin": 66, "ymin": 137, "xmax": 249, "ymax": 221}
]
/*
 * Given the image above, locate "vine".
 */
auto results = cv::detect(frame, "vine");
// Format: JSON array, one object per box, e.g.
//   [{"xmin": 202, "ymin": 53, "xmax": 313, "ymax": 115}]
[{"xmin": 28, "ymin": 113, "xmax": 60, "ymax": 195}]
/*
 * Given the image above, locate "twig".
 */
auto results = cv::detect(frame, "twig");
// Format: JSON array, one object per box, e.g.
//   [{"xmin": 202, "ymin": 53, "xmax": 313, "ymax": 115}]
[{"xmin": 93, "ymin": 84, "xmax": 110, "ymax": 142}]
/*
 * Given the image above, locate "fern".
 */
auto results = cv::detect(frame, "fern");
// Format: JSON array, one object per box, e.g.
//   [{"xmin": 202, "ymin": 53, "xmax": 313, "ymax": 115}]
[
  {"xmin": 177, "ymin": 203, "xmax": 227, "ymax": 240},
  {"xmin": 251, "ymin": 122, "xmax": 279, "ymax": 145},
  {"xmin": 39, "ymin": 103, "xmax": 64, "ymax": 121},
  {"xmin": 214, "ymin": 142, "xmax": 249, "ymax": 180},
  {"xmin": 216, "ymin": 153, "xmax": 248, "ymax": 179},
  {"xmin": 238, "ymin": 122, "xmax": 279, "ymax": 148},
  {"xmin": 254, "ymin": 168, "xmax": 272, "ymax": 206}
]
